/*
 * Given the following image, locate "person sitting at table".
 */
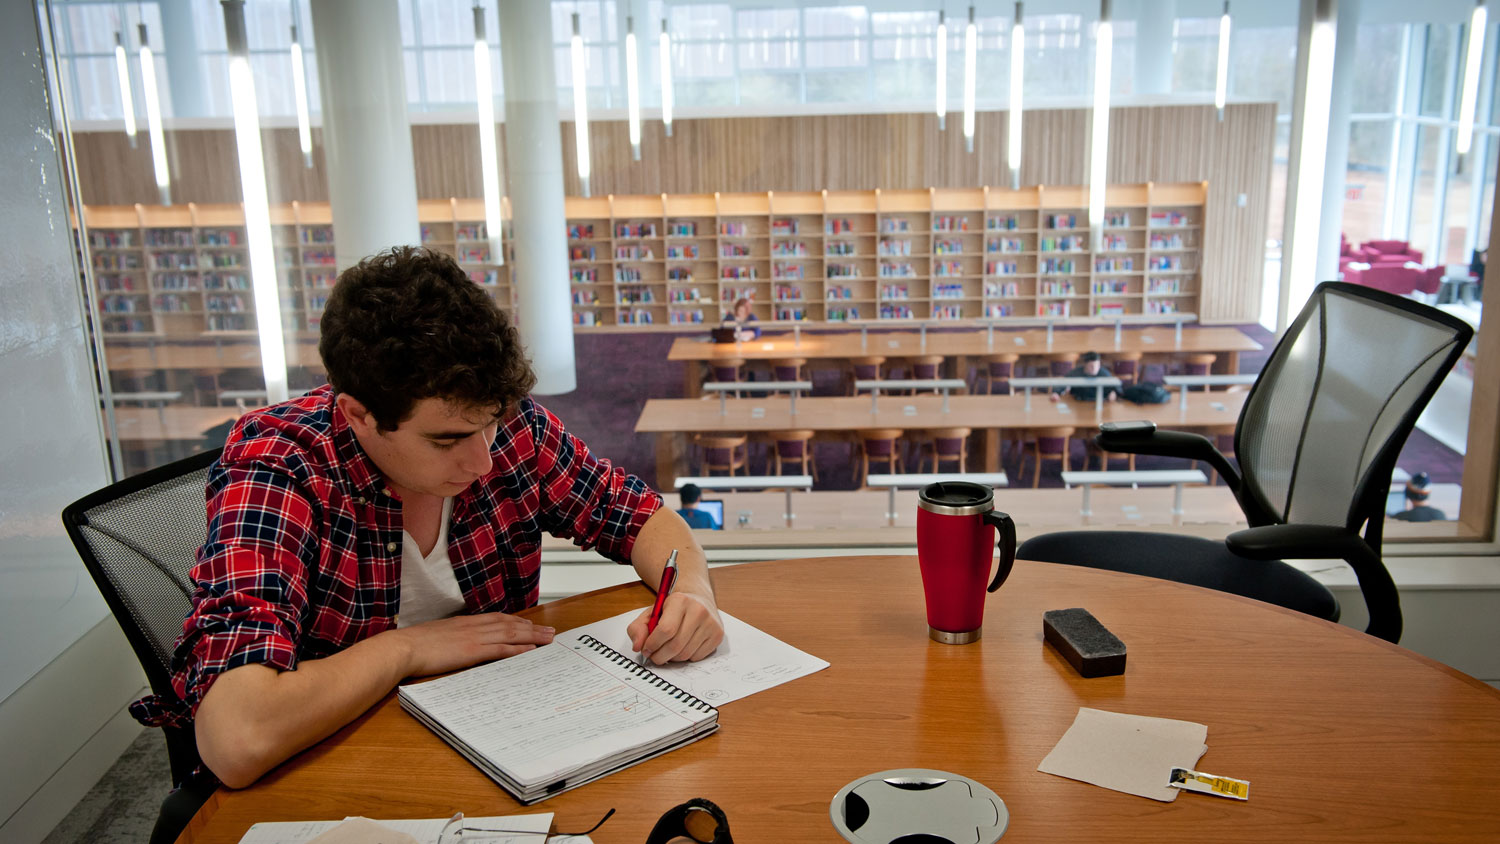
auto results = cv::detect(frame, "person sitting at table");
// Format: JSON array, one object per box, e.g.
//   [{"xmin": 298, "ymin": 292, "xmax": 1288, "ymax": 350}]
[
  {"xmin": 676, "ymin": 483, "xmax": 719, "ymax": 529},
  {"xmin": 722, "ymin": 297, "xmax": 761, "ymax": 341},
  {"xmin": 129, "ymin": 247, "xmax": 725, "ymax": 789},
  {"xmin": 1392, "ymin": 471, "xmax": 1446, "ymax": 522},
  {"xmin": 1048, "ymin": 350, "xmax": 1119, "ymax": 403}
]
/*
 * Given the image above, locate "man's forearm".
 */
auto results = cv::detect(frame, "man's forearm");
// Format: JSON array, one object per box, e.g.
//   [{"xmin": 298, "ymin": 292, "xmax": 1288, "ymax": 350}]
[
  {"xmin": 194, "ymin": 631, "xmax": 413, "ymax": 789},
  {"xmin": 631, "ymin": 507, "xmax": 713, "ymax": 601}
]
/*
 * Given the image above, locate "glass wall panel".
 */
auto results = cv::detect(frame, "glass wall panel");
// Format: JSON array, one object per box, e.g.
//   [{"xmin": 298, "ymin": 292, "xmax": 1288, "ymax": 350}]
[{"xmin": 1345, "ymin": 119, "xmax": 1395, "ymax": 246}]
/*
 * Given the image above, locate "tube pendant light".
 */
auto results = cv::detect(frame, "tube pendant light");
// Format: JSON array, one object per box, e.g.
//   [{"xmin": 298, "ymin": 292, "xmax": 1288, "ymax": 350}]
[
  {"xmin": 221, "ymin": 0, "xmax": 290, "ymax": 404},
  {"xmin": 114, "ymin": 31, "xmax": 138, "ymax": 147},
  {"xmin": 1008, "ymin": 2, "xmax": 1024, "ymax": 187},
  {"xmin": 138, "ymin": 23, "xmax": 171, "ymax": 204},
  {"xmin": 571, "ymin": 12, "xmax": 591, "ymax": 196},
  {"xmin": 473, "ymin": 3, "xmax": 503, "ymax": 262},
  {"xmin": 936, "ymin": 12, "xmax": 948, "ymax": 130}
]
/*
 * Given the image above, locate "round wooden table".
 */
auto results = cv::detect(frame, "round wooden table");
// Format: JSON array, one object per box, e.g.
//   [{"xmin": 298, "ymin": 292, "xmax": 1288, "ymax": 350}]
[{"xmin": 180, "ymin": 557, "xmax": 1500, "ymax": 843}]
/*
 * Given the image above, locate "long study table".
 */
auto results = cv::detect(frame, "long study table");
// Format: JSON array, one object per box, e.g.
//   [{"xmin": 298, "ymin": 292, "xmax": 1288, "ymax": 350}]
[
  {"xmin": 178, "ymin": 556, "xmax": 1500, "ymax": 843},
  {"xmin": 669, "ymin": 326, "xmax": 1262, "ymax": 395},
  {"xmin": 637, "ymin": 390, "xmax": 1248, "ymax": 486}
]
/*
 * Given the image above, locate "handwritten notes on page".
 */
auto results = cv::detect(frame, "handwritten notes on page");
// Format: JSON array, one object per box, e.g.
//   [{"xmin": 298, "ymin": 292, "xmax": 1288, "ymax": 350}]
[{"xmin": 559, "ymin": 609, "xmax": 829, "ymax": 705}]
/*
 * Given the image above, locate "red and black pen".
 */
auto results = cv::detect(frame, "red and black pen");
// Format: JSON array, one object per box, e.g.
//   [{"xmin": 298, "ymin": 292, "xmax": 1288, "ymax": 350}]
[{"xmin": 641, "ymin": 549, "xmax": 679, "ymax": 664}]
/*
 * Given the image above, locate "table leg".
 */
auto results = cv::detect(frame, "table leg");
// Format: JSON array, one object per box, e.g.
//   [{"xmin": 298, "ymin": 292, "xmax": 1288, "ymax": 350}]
[
  {"xmin": 1222, "ymin": 352, "xmax": 1240, "ymax": 375},
  {"xmin": 655, "ymin": 434, "xmax": 687, "ymax": 490},
  {"xmin": 684, "ymin": 361, "xmax": 704, "ymax": 398},
  {"xmin": 983, "ymin": 429, "xmax": 1000, "ymax": 472}
]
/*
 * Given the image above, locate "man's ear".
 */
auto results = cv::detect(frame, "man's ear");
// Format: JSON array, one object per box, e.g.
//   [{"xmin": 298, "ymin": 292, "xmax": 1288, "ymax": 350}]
[{"xmin": 335, "ymin": 393, "xmax": 379, "ymax": 436}]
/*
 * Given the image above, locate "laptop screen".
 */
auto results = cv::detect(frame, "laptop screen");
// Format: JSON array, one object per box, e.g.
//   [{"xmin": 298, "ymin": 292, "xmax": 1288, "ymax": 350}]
[{"xmin": 697, "ymin": 499, "xmax": 724, "ymax": 529}]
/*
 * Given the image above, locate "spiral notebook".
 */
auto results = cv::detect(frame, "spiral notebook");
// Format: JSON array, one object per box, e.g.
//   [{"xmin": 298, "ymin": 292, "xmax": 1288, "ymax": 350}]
[{"xmin": 398, "ymin": 635, "xmax": 718, "ymax": 804}]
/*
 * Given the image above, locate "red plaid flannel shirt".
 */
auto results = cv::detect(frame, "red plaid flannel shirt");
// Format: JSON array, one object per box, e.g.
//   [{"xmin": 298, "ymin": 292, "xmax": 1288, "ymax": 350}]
[{"xmin": 129, "ymin": 386, "xmax": 661, "ymax": 728}]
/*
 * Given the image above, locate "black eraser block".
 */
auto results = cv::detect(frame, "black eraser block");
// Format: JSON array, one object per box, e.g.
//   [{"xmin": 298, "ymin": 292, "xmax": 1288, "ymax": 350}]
[{"xmin": 1043, "ymin": 608, "xmax": 1126, "ymax": 678}]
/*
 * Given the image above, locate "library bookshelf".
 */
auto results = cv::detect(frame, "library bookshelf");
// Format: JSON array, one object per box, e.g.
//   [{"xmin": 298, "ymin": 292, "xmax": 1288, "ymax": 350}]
[
  {"xmin": 81, "ymin": 183, "xmax": 1203, "ymax": 337},
  {"xmin": 83, "ymin": 200, "xmax": 511, "ymax": 340}
]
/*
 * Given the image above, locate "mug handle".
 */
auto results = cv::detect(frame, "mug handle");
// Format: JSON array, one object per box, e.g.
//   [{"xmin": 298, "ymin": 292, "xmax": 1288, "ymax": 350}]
[{"xmin": 984, "ymin": 510, "xmax": 1017, "ymax": 593}]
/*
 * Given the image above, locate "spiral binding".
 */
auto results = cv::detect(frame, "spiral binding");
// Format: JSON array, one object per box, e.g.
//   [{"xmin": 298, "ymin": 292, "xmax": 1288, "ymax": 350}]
[{"xmin": 577, "ymin": 634, "xmax": 717, "ymax": 714}]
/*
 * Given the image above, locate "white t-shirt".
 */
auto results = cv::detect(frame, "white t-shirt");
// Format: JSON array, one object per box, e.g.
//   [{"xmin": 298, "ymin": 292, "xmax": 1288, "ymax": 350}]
[{"xmin": 396, "ymin": 496, "xmax": 466, "ymax": 628}]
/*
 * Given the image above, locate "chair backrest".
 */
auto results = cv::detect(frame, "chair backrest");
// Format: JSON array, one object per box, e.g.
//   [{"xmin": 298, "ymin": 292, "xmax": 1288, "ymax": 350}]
[
  {"xmin": 61, "ymin": 448, "xmax": 222, "ymax": 785},
  {"xmin": 1235, "ymin": 282, "xmax": 1472, "ymax": 535}
]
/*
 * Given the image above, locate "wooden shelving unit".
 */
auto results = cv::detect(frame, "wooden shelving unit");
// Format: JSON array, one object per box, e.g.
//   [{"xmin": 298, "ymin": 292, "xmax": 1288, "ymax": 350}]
[
  {"xmin": 82, "ymin": 183, "xmax": 1204, "ymax": 338},
  {"xmin": 83, "ymin": 200, "xmax": 513, "ymax": 339}
]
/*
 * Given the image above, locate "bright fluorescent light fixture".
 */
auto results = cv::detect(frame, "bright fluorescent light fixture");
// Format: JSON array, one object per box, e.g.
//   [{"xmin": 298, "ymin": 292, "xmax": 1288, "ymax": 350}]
[
  {"xmin": 473, "ymin": 4, "xmax": 503, "ymax": 264},
  {"xmin": 571, "ymin": 13, "xmax": 591, "ymax": 197},
  {"xmin": 290, "ymin": 18, "xmax": 312, "ymax": 167},
  {"xmin": 114, "ymin": 31, "xmax": 137, "ymax": 147},
  {"xmin": 1457, "ymin": 0, "xmax": 1488, "ymax": 156},
  {"xmin": 660, "ymin": 19, "xmax": 674, "ymax": 136},
  {"xmin": 626, "ymin": 16, "xmax": 642, "ymax": 160},
  {"xmin": 1286, "ymin": 13, "xmax": 1336, "ymax": 321},
  {"xmin": 1008, "ymin": 2, "xmax": 1024, "ymax": 188},
  {"xmin": 221, "ymin": 0, "xmax": 289, "ymax": 404},
  {"xmin": 1088, "ymin": 0, "xmax": 1113, "ymax": 230},
  {"xmin": 138, "ymin": 23, "xmax": 171, "ymax": 204},
  {"xmin": 936, "ymin": 12, "xmax": 947, "ymax": 130},
  {"xmin": 964, "ymin": 6, "xmax": 977, "ymax": 153},
  {"xmin": 1215, "ymin": 1, "xmax": 1231, "ymax": 120}
]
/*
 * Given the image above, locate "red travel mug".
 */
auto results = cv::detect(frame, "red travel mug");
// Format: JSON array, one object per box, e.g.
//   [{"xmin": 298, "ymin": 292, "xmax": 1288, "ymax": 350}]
[{"xmin": 916, "ymin": 481, "xmax": 1017, "ymax": 644}]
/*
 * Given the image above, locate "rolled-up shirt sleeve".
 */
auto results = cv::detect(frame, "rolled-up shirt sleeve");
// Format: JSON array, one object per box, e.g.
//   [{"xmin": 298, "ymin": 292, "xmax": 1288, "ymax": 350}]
[
  {"xmin": 130, "ymin": 456, "xmax": 320, "ymax": 728},
  {"xmin": 528, "ymin": 400, "xmax": 661, "ymax": 564}
]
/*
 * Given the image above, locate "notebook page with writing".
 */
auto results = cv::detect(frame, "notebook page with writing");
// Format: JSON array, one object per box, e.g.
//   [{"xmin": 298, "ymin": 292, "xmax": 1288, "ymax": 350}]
[
  {"xmin": 235, "ymin": 813, "xmax": 555, "ymax": 844},
  {"xmin": 559, "ymin": 609, "xmax": 829, "ymax": 705},
  {"xmin": 399, "ymin": 638, "xmax": 716, "ymax": 803}
]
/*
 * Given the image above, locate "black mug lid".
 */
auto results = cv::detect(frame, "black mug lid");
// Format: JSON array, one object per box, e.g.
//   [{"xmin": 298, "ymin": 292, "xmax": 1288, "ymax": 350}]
[{"xmin": 918, "ymin": 481, "xmax": 994, "ymax": 515}]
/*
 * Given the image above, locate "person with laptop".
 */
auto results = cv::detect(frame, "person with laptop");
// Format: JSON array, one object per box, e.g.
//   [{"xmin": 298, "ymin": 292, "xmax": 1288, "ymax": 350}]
[
  {"xmin": 676, "ymin": 483, "xmax": 719, "ymax": 529},
  {"xmin": 1049, "ymin": 350, "xmax": 1120, "ymax": 403},
  {"xmin": 722, "ymin": 297, "xmax": 761, "ymax": 341},
  {"xmin": 1392, "ymin": 471, "xmax": 1446, "ymax": 522},
  {"xmin": 129, "ymin": 247, "xmax": 725, "ymax": 788}
]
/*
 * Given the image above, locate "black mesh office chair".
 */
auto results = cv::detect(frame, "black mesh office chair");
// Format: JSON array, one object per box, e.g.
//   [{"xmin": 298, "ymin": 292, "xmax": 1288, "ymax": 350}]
[
  {"xmin": 61, "ymin": 448, "xmax": 222, "ymax": 844},
  {"xmin": 1018, "ymin": 282, "xmax": 1473, "ymax": 643}
]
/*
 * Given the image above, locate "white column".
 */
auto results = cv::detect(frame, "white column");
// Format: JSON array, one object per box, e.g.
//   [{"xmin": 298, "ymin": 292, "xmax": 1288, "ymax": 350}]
[
  {"xmin": 1316, "ymin": 0, "xmax": 1358, "ymax": 284},
  {"xmin": 1135, "ymin": 0, "xmax": 1175, "ymax": 97},
  {"xmin": 501, "ymin": 0, "xmax": 578, "ymax": 395},
  {"xmin": 1463, "ymin": 20, "xmax": 1499, "ymax": 260},
  {"xmin": 309, "ymin": 0, "xmax": 420, "ymax": 269},
  {"xmin": 159, "ymin": 0, "xmax": 209, "ymax": 117},
  {"xmin": 1278, "ymin": 0, "xmax": 1336, "ymax": 331}
]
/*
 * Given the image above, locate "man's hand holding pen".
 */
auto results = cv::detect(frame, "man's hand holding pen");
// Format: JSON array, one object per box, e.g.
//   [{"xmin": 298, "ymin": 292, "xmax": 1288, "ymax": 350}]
[{"xmin": 628, "ymin": 550, "xmax": 725, "ymax": 665}]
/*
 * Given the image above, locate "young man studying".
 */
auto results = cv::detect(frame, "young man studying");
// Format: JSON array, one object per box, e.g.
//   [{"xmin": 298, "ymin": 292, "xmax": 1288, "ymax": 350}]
[{"xmin": 129, "ymin": 247, "xmax": 724, "ymax": 788}]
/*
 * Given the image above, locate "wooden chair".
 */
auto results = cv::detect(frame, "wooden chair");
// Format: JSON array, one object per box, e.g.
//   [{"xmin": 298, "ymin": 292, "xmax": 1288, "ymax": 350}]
[
  {"xmin": 769, "ymin": 358, "xmax": 807, "ymax": 382},
  {"xmin": 695, "ymin": 434, "xmax": 748, "ymax": 476},
  {"xmin": 846, "ymin": 355, "xmax": 886, "ymax": 395},
  {"xmin": 1200, "ymin": 423, "xmax": 1237, "ymax": 485},
  {"xmin": 855, "ymin": 428, "xmax": 905, "ymax": 487},
  {"xmin": 1047, "ymin": 352, "xmax": 1080, "ymax": 377},
  {"xmin": 1107, "ymin": 351, "xmax": 1143, "ymax": 386},
  {"xmin": 1181, "ymin": 353, "xmax": 1218, "ymax": 386},
  {"xmin": 768, "ymin": 430, "xmax": 818, "ymax": 479},
  {"xmin": 707, "ymin": 357, "xmax": 746, "ymax": 398},
  {"xmin": 1018, "ymin": 426, "xmax": 1075, "ymax": 488},
  {"xmin": 973, "ymin": 352, "xmax": 1020, "ymax": 395},
  {"xmin": 917, "ymin": 427, "xmax": 971, "ymax": 473},
  {"xmin": 906, "ymin": 354, "xmax": 946, "ymax": 393},
  {"xmin": 1087, "ymin": 439, "xmax": 1138, "ymax": 472}
]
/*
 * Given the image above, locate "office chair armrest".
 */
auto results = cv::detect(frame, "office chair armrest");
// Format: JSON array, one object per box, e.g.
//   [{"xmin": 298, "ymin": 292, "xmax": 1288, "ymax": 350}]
[
  {"xmin": 1093, "ymin": 429, "xmax": 1243, "ymax": 492},
  {"xmin": 1226, "ymin": 524, "xmax": 1402, "ymax": 643},
  {"xmin": 1225, "ymin": 524, "xmax": 1364, "ymax": 560}
]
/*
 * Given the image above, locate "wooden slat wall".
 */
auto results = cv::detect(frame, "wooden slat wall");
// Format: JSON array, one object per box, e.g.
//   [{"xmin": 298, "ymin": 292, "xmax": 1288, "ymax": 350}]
[{"xmin": 70, "ymin": 103, "xmax": 1275, "ymax": 322}]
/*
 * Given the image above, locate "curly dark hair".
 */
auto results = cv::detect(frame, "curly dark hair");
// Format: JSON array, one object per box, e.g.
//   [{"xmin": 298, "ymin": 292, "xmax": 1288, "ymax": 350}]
[{"xmin": 318, "ymin": 246, "xmax": 536, "ymax": 430}]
